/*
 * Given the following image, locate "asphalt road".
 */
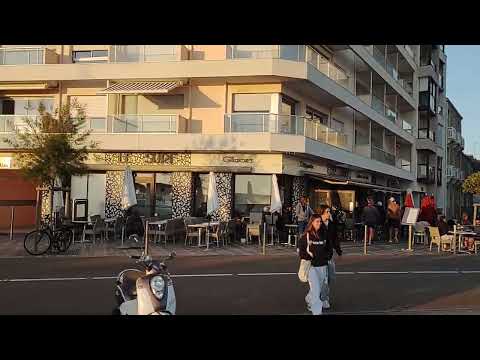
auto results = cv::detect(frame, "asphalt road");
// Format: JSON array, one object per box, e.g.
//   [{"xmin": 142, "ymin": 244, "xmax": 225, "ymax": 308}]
[{"xmin": 2, "ymin": 253, "xmax": 480, "ymax": 315}]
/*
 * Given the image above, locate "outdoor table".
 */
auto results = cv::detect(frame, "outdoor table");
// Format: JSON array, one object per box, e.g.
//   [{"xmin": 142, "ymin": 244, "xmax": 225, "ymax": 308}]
[
  {"xmin": 202, "ymin": 222, "xmax": 219, "ymax": 250},
  {"xmin": 187, "ymin": 222, "xmax": 220, "ymax": 249},
  {"xmin": 147, "ymin": 219, "xmax": 168, "ymax": 243},
  {"xmin": 284, "ymin": 224, "xmax": 298, "ymax": 247},
  {"xmin": 104, "ymin": 218, "xmax": 117, "ymax": 241},
  {"xmin": 448, "ymin": 230, "xmax": 477, "ymax": 254},
  {"xmin": 71, "ymin": 220, "xmax": 90, "ymax": 244}
]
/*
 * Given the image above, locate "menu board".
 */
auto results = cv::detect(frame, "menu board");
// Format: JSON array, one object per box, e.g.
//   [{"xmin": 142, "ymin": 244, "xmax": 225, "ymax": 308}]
[{"xmin": 401, "ymin": 208, "xmax": 420, "ymax": 225}]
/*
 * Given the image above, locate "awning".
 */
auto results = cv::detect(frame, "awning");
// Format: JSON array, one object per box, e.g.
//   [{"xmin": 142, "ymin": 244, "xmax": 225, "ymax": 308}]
[
  {"xmin": 305, "ymin": 173, "xmax": 402, "ymax": 194},
  {"xmin": 98, "ymin": 81, "xmax": 183, "ymax": 95}
]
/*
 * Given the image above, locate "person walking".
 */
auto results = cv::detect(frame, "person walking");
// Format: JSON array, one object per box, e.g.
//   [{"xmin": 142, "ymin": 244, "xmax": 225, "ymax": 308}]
[
  {"xmin": 298, "ymin": 212, "xmax": 332, "ymax": 315},
  {"xmin": 387, "ymin": 197, "xmax": 401, "ymax": 243},
  {"xmin": 323, "ymin": 205, "xmax": 342, "ymax": 310},
  {"xmin": 361, "ymin": 197, "xmax": 380, "ymax": 245},
  {"xmin": 295, "ymin": 196, "xmax": 313, "ymax": 236}
]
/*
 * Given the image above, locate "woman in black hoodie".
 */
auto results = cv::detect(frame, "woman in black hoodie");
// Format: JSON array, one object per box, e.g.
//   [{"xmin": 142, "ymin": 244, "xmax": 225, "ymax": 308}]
[{"xmin": 298, "ymin": 208, "xmax": 332, "ymax": 315}]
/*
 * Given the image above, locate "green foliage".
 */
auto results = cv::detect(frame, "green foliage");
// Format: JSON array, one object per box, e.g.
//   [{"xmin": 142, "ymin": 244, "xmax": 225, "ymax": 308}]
[
  {"xmin": 5, "ymin": 99, "xmax": 97, "ymax": 187},
  {"xmin": 463, "ymin": 172, "xmax": 480, "ymax": 194}
]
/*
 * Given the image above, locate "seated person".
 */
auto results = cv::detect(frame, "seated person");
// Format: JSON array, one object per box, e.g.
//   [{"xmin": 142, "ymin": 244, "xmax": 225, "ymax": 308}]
[{"xmin": 438, "ymin": 216, "xmax": 454, "ymax": 251}]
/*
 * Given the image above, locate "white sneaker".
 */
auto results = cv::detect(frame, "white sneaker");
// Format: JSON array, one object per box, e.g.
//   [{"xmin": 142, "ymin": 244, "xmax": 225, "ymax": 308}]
[{"xmin": 322, "ymin": 300, "xmax": 330, "ymax": 309}]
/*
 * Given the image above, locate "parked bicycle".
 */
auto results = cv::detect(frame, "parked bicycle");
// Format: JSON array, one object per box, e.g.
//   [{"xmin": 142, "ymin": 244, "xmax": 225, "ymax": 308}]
[{"xmin": 24, "ymin": 215, "xmax": 74, "ymax": 256}]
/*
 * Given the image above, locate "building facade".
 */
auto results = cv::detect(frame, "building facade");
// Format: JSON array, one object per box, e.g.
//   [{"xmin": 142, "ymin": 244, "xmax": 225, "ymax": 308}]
[{"xmin": 0, "ymin": 45, "xmax": 451, "ymax": 226}]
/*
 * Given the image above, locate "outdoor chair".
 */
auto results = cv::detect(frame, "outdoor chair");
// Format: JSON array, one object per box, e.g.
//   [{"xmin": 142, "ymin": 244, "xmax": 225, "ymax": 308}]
[
  {"xmin": 413, "ymin": 222, "xmax": 428, "ymax": 245},
  {"xmin": 247, "ymin": 223, "xmax": 261, "ymax": 246},
  {"xmin": 83, "ymin": 217, "xmax": 106, "ymax": 245},
  {"xmin": 184, "ymin": 218, "xmax": 203, "ymax": 246},
  {"xmin": 474, "ymin": 236, "xmax": 480, "ymax": 254},
  {"xmin": 158, "ymin": 217, "xmax": 183, "ymax": 246},
  {"xmin": 107, "ymin": 216, "xmax": 125, "ymax": 245},
  {"xmin": 208, "ymin": 222, "xmax": 227, "ymax": 247},
  {"xmin": 344, "ymin": 218, "xmax": 356, "ymax": 242},
  {"xmin": 428, "ymin": 226, "xmax": 454, "ymax": 252},
  {"xmin": 265, "ymin": 213, "xmax": 279, "ymax": 245}
]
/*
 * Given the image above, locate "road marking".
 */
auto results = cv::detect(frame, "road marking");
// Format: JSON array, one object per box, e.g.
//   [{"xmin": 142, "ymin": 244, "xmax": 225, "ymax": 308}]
[
  {"xmin": 171, "ymin": 273, "xmax": 233, "ymax": 278},
  {"xmin": 3, "ymin": 270, "xmax": 480, "ymax": 283},
  {"xmin": 237, "ymin": 272, "xmax": 296, "ymax": 276},
  {"xmin": 356, "ymin": 271, "xmax": 409, "ymax": 274}
]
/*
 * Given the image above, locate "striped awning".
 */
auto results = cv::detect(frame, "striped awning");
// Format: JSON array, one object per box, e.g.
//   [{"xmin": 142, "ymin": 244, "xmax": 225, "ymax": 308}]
[{"xmin": 98, "ymin": 81, "xmax": 182, "ymax": 94}]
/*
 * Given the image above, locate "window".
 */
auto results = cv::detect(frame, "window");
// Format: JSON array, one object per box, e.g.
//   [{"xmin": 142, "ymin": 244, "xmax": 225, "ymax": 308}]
[
  {"xmin": 233, "ymin": 93, "xmax": 271, "ymax": 112},
  {"xmin": 193, "ymin": 173, "xmax": 209, "ymax": 217},
  {"xmin": 133, "ymin": 172, "xmax": 172, "ymax": 218},
  {"xmin": 331, "ymin": 118, "xmax": 345, "ymax": 133},
  {"xmin": 306, "ymin": 107, "xmax": 328, "ymax": 125},
  {"xmin": 72, "ymin": 50, "xmax": 108, "ymax": 63},
  {"xmin": 0, "ymin": 98, "xmax": 54, "ymax": 115},
  {"xmin": 234, "ymin": 175, "xmax": 272, "ymax": 216}
]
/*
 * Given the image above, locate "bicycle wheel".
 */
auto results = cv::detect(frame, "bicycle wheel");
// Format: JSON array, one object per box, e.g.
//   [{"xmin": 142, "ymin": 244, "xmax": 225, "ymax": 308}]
[
  {"xmin": 24, "ymin": 230, "xmax": 51, "ymax": 256},
  {"xmin": 55, "ymin": 229, "xmax": 73, "ymax": 253}
]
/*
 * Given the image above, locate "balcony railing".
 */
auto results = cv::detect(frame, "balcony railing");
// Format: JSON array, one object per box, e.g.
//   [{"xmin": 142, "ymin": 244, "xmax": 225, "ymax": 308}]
[
  {"xmin": 371, "ymin": 146, "xmax": 396, "ymax": 166},
  {"xmin": 110, "ymin": 45, "xmax": 178, "ymax": 63},
  {"xmin": 0, "ymin": 115, "xmax": 39, "ymax": 132},
  {"xmin": 109, "ymin": 115, "xmax": 179, "ymax": 133},
  {"xmin": 224, "ymin": 113, "xmax": 349, "ymax": 150},
  {"xmin": 447, "ymin": 127, "xmax": 457, "ymax": 142},
  {"xmin": 0, "ymin": 47, "xmax": 45, "ymax": 65},
  {"xmin": 402, "ymin": 119, "xmax": 413, "ymax": 134},
  {"xmin": 0, "ymin": 114, "xmax": 182, "ymax": 134},
  {"xmin": 417, "ymin": 165, "xmax": 436, "ymax": 183}
]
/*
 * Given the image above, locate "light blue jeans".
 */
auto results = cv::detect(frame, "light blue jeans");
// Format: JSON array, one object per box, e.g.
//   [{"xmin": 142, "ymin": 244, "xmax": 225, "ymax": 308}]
[{"xmin": 305, "ymin": 265, "xmax": 329, "ymax": 315}]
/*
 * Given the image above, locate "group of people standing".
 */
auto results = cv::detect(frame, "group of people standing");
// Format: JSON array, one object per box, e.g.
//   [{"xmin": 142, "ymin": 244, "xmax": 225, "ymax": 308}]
[
  {"xmin": 295, "ymin": 197, "xmax": 342, "ymax": 315},
  {"xmin": 361, "ymin": 197, "xmax": 402, "ymax": 245}
]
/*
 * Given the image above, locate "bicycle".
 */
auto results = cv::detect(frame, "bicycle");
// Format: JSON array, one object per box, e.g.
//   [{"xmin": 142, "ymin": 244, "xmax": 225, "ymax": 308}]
[{"xmin": 24, "ymin": 215, "xmax": 74, "ymax": 256}]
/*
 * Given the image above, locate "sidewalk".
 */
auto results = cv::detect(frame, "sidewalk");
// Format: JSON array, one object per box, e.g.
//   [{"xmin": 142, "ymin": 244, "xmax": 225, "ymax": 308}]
[{"xmin": 0, "ymin": 233, "xmax": 454, "ymax": 258}]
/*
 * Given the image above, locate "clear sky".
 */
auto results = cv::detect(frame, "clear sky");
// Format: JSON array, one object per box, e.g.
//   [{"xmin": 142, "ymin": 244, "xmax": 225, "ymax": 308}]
[{"xmin": 445, "ymin": 45, "xmax": 480, "ymax": 157}]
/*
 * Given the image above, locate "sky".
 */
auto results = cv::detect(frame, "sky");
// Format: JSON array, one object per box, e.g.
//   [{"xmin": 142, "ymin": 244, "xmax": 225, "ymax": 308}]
[{"xmin": 445, "ymin": 45, "xmax": 480, "ymax": 157}]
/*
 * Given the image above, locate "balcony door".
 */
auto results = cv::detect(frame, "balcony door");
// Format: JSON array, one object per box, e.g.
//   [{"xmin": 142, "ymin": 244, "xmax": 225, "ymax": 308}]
[
  {"xmin": 279, "ymin": 95, "xmax": 297, "ymax": 134},
  {"xmin": 120, "ymin": 95, "xmax": 139, "ymax": 132}
]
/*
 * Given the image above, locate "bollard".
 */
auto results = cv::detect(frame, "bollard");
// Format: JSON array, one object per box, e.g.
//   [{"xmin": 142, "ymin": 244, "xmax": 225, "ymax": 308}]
[
  {"xmin": 144, "ymin": 220, "xmax": 149, "ymax": 256},
  {"xmin": 9, "ymin": 207, "xmax": 15, "ymax": 241},
  {"xmin": 408, "ymin": 224, "xmax": 413, "ymax": 251},
  {"xmin": 363, "ymin": 224, "xmax": 367, "ymax": 255},
  {"xmin": 262, "ymin": 222, "xmax": 266, "ymax": 255}
]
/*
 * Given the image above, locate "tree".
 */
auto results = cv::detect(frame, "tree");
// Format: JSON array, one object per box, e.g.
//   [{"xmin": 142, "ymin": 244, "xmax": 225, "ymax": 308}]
[
  {"xmin": 6, "ymin": 100, "xmax": 97, "ymax": 221},
  {"xmin": 6, "ymin": 99, "xmax": 97, "ymax": 187},
  {"xmin": 463, "ymin": 172, "xmax": 480, "ymax": 194}
]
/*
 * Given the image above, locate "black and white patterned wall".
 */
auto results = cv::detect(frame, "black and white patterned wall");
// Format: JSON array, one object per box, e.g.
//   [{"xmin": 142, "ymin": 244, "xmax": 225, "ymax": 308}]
[
  {"xmin": 211, "ymin": 173, "xmax": 232, "ymax": 222},
  {"xmin": 105, "ymin": 171, "xmax": 124, "ymax": 218},
  {"xmin": 292, "ymin": 176, "xmax": 305, "ymax": 214},
  {"xmin": 171, "ymin": 172, "xmax": 193, "ymax": 218}
]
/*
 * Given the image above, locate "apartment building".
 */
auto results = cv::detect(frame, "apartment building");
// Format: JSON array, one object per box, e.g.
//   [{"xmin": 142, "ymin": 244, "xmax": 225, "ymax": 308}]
[
  {"xmin": 446, "ymin": 98, "xmax": 471, "ymax": 219},
  {"xmin": 412, "ymin": 45, "xmax": 447, "ymax": 213},
  {"xmin": 0, "ymin": 45, "xmax": 432, "ymax": 226}
]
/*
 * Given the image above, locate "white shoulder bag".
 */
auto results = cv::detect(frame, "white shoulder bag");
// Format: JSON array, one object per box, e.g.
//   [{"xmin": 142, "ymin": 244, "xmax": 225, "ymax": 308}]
[{"xmin": 298, "ymin": 232, "xmax": 312, "ymax": 283}]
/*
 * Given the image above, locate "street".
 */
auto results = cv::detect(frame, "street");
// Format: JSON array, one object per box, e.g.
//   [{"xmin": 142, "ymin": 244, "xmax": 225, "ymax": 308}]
[{"xmin": 2, "ymin": 253, "xmax": 480, "ymax": 315}]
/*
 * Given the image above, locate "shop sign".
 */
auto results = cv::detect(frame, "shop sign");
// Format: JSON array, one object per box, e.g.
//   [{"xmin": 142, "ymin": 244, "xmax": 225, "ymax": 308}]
[
  {"xmin": 116, "ymin": 153, "xmax": 176, "ymax": 165},
  {"xmin": 353, "ymin": 172, "xmax": 370, "ymax": 182},
  {"xmin": 326, "ymin": 165, "xmax": 350, "ymax": 179},
  {"xmin": 0, "ymin": 157, "xmax": 12, "ymax": 169},
  {"xmin": 222, "ymin": 156, "xmax": 254, "ymax": 164}
]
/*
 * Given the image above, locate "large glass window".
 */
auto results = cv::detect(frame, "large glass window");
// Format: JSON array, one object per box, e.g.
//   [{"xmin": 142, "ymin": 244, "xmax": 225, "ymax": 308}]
[
  {"xmin": 193, "ymin": 173, "xmax": 209, "ymax": 217},
  {"xmin": 234, "ymin": 175, "xmax": 272, "ymax": 216},
  {"xmin": 0, "ymin": 98, "xmax": 54, "ymax": 115},
  {"xmin": 133, "ymin": 172, "xmax": 172, "ymax": 218},
  {"xmin": 73, "ymin": 50, "xmax": 108, "ymax": 63},
  {"xmin": 354, "ymin": 111, "xmax": 370, "ymax": 157}
]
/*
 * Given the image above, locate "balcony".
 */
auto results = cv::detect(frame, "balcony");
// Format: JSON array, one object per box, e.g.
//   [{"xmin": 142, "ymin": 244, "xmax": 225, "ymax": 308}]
[
  {"xmin": 0, "ymin": 114, "xmax": 187, "ymax": 134},
  {"xmin": 417, "ymin": 165, "xmax": 436, "ymax": 184},
  {"xmin": 109, "ymin": 45, "xmax": 189, "ymax": 63},
  {"xmin": 0, "ymin": 115, "xmax": 38, "ymax": 132},
  {"xmin": 402, "ymin": 119, "xmax": 413, "ymax": 134},
  {"xmin": 0, "ymin": 47, "xmax": 57, "ymax": 65},
  {"xmin": 371, "ymin": 146, "xmax": 396, "ymax": 166},
  {"xmin": 447, "ymin": 127, "xmax": 457, "ymax": 142},
  {"xmin": 404, "ymin": 45, "xmax": 415, "ymax": 59},
  {"xmin": 447, "ymin": 165, "xmax": 457, "ymax": 179},
  {"xmin": 224, "ymin": 113, "xmax": 349, "ymax": 150}
]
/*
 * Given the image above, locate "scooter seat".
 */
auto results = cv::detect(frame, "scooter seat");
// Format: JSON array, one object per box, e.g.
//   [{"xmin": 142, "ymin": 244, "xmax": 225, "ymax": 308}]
[{"xmin": 119, "ymin": 270, "xmax": 142, "ymax": 300}]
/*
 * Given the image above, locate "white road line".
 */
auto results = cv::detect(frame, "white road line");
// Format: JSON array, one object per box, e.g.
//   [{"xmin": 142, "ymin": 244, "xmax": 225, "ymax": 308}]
[
  {"xmin": 357, "ymin": 271, "xmax": 409, "ymax": 274},
  {"xmin": 410, "ymin": 271, "xmax": 459, "ymax": 274},
  {"xmin": 171, "ymin": 273, "xmax": 233, "ymax": 278},
  {"xmin": 237, "ymin": 272, "xmax": 296, "ymax": 276},
  {"xmin": 3, "ymin": 270, "xmax": 480, "ymax": 283}
]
